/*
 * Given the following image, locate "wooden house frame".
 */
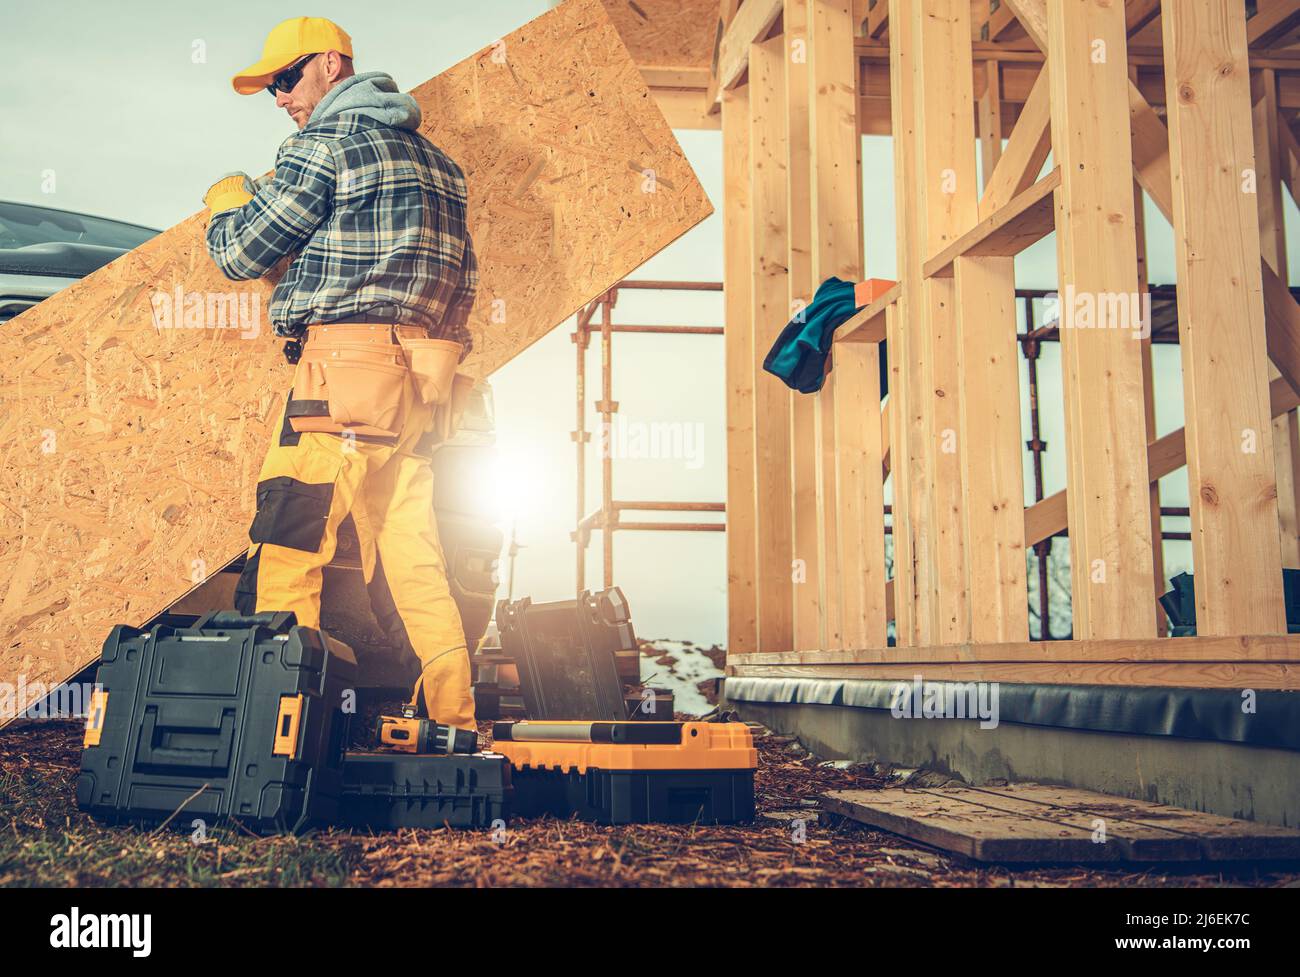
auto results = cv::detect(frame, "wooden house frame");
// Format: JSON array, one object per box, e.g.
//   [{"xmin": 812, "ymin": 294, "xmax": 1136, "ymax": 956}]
[{"xmin": 638, "ymin": 0, "xmax": 1300, "ymax": 824}]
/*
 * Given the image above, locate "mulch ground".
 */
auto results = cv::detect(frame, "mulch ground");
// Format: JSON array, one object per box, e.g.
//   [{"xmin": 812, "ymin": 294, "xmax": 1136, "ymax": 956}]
[{"xmin": 2, "ymin": 718, "xmax": 1298, "ymax": 888}]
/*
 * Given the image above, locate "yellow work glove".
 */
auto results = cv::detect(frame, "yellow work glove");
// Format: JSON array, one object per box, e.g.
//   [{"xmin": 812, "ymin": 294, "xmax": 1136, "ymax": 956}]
[
  {"xmin": 203, "ymin": 172, "xmax": 256, "ymax": 216},
  {"xmin": 411, "ymin": 651, "xmax": 475, "ymax": 729}
]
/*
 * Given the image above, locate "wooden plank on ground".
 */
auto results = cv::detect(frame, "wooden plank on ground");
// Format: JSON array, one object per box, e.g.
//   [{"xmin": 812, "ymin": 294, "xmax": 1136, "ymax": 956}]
[
  {"xmin": 918, "ymin": 787, "xmax": 1200, "ymax": 861},
  {"xmin": 822, "ymin": 788, "xmax": 1124, "ymax": 863},
  {"xmin": 824, "ymin": 784, "xmax": 1300, "ymax": 862},
  {"xmin": 749, "ymin": 36, "xmax": 796, "ymax": 652},
  {"xmin": 1048, "ymin": 0, "xmax": 1156, "ymax": 640},
  {"xmin": 0, "ymin": 0, "xmax": 714, "ymax": 703},
  {"xmin": 811, "ymin": 0, "xmax": 883, "ymax": 650},
  {"xmin": 786, "ymin": 0, "xmax": 822, "ymax": 654},
  {"xmin": 968, "ymin": 784, "xmax": 1300, "ymax": 860},
  {"xmin": 1162, "ymin": 0, "xmax": 1286, "ymax": 635},
  {"xmin": 722, "ymin": 86, "xmax": 758, "ymax": 656}
]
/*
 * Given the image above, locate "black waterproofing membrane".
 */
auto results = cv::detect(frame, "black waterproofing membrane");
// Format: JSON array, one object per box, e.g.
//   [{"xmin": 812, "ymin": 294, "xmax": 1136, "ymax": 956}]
[{"xmin": 723, "ymin": 677, "xmax": 1300, "ymax": 752}]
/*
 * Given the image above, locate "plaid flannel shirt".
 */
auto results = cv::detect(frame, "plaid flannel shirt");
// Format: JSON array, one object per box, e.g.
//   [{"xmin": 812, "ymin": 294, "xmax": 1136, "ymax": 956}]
[{"xmin": 206, "ymin": 115, "xmax": 477, "ymax": 350}]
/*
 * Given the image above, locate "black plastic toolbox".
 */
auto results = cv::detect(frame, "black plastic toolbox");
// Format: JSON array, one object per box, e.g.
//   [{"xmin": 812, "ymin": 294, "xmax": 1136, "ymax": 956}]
[
  {"xmin": 76, "ymin": 610, "xmax": 356, "ymax": 834},
  {"xmin": 496, "ymin": 588, "xmax": 634, "ymax": 721},
  {"xmin": 511, "ymin": 767, "xmax": 755, "ymax": 825},
  {"xmin": 338, "ymin": 752, "xmax": 512, "ymax": 829},
  {"xmin": 494, "ymin": 721, "xmax": 757, "ymax": 825}
]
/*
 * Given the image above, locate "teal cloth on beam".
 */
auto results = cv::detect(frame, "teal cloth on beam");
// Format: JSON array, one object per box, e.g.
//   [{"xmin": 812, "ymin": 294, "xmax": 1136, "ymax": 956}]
[{"xmin": 763, "ymin": 276, "xmax": 887, "ymax": 395}]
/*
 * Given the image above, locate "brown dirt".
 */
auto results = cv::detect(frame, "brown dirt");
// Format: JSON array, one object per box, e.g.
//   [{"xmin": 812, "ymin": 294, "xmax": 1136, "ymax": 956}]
[{"xmin": 2, "ymin": 719, "xmax": 1298, "ymax": 888}]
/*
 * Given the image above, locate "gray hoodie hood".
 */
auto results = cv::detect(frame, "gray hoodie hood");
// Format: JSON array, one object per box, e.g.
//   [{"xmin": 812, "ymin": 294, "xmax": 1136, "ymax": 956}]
[{"xmin": 307, "ymin": 71, "xmax": 421, "ymax": 130}]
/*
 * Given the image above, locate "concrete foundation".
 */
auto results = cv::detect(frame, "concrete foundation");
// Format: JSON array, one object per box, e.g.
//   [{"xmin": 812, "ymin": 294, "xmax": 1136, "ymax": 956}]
[{"xmin": 729, "ymin": 699, "xmax": 1300, "ymax": 828}]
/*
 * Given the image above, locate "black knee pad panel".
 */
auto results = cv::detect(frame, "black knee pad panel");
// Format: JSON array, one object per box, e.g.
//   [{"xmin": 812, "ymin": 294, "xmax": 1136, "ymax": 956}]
[{"xmin": 249, "ymin": 476, "xmax": 336, "ymax": 553}]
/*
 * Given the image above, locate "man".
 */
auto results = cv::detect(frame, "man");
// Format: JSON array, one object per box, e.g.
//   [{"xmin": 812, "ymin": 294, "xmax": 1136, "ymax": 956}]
[{"xmin": 203, "ymin": 16, "xmax": 478, "ymax": 728}]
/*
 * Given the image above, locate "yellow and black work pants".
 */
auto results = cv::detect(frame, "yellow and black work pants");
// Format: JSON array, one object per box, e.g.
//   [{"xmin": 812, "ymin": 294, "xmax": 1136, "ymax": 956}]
[{"xmin": 233, "ymin": 324, "xmax": 475, "ymax": 727}]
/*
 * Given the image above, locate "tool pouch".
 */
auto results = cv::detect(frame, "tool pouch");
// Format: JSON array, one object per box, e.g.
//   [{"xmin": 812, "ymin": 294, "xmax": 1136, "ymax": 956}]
[
  {"xmin": 289, "ymin": 341, "xmax": 410, "ymax": 436},
  {"xmin": 396, "ymin": 336, "xmax": 463, "ymax": 406},
  {"xmin": 430, "ymin": 373, "xmax": 477, "ymax": 444}
]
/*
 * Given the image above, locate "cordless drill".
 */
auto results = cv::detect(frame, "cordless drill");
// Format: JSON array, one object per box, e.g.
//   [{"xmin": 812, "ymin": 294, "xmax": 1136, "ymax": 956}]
[{"xmin": 376, "ymin": 704, "xmax": 478, "ymax": 755}]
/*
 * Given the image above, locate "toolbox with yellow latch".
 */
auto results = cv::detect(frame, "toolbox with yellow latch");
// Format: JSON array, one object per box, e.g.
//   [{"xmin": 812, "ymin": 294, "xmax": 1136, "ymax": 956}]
[
  {"xmin": 76, "ymin": 610, "xmax": 356, "ymax": 834},
  {"xmin": 492, "ymin": 720, "xmax": 757, "ymax": 824}
]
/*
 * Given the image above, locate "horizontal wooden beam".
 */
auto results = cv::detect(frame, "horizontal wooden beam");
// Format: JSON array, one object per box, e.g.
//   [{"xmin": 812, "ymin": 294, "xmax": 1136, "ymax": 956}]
[
  {"xmin": 730, "ymin": 631, "xmax": 1300, "ymax": 664},
  {"xmin": 834, "ymin": 282, "xmax": 900, "ymax": 343},
  {"xmin": 1022, "ymin": 375, "xmax": 1300, "ymax": 548},
  {"xmin": 727, "ymin": 660, "xmax": 1300, "ymax": 689},
  {"xmin": 923, "ymin": 167, "xmax": 1060, "ymax": 278},
  {"xmin": 855, "ymin": 40, "xmax": 1300, "ymax": 74}
]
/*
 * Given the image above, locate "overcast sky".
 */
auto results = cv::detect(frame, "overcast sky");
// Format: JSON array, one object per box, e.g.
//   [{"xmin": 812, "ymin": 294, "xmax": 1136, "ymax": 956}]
[{"xmin": 4, "ymin": 1, "xmax": 1299, "ymax": 645}]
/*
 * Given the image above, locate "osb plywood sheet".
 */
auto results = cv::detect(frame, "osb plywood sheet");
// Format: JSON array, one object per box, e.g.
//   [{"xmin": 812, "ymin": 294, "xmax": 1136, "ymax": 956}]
[
  {"xmin": 0, "ymin": 0, "xmax": 711, "ymax": 707},
  {"xmin": 599, "ymin": 0, "xmax": 719, "ymax": 69}
]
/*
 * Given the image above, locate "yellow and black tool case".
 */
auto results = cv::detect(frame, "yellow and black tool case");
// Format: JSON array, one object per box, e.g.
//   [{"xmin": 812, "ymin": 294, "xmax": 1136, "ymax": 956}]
[
  {"xmin": 76, "ymin": 611, "xmax": 356, "ymax": 834},
  {"xmin": 338, "ymin": 752, "xmax": 512, "ymax": 829},
  {"xmin": 493, "ymin": 721, "xmax": 757, "ymax": 825}
]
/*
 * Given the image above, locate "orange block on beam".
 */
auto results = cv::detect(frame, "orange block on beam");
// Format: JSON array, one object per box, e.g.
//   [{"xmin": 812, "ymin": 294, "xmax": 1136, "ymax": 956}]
[{"xmin": 855, "ymin": 278, "xmax": 898, "ymax": 307}]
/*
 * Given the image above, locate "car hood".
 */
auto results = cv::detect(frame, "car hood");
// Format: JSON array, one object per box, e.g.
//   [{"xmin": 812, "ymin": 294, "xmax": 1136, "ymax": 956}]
[{"xmin": 0, "ymin": 241, "xmax": 129, "ymax": 278}]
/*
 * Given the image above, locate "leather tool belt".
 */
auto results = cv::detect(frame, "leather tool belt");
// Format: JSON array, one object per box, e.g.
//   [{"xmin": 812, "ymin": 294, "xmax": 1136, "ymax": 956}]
[{"xmin": 287, "ymin": 322, "xmax": 468, "ymax": 439}]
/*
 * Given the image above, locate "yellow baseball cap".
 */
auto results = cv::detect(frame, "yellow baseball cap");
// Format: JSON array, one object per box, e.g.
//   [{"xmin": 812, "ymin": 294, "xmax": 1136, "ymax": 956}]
[{"xmin": 231, "ymin": 16, "xmax": 353, "ymax": 95}]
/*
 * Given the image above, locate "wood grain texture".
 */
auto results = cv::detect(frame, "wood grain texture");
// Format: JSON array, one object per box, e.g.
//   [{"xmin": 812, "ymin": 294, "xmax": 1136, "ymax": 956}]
[
  {"xmin": 1252, "ymin": 69, "xmax": 1300, "ymax": 569},
  {"xmin": 1048, "ymin": 0, "xmax": 1155, "ymax": 640},
  {"xmin": 749, "ymin": 36, "xmax": 795, "ymax": 652},
  {"xmin": 910, "ymin": 0, "xmax": 976, "ymax": 645},
  {"xmin": 810, "ymin": 0, "xmax": 882, "ymax": 649},
  {"xmin": 729, "ymin": 630, "xmax": 1300, "ymax": 664},
  {"xmin": 786, "ymin": 0, "xmax": 823, "ymax": 654},
  {"xmin": 1162, "ymin": 0, "xmax": 1286, "ymax": 635},
  {"xmin": 0, "ymin": 0, "xmax": 712, "ymax": 699},
  {"xmin": 887, "ymin": 0, "xmax": 931, "ymax": 646},
  {"xmin": 722, "ymin": 86, "xmax": 758, "ymax": 656},
  {"xmin": 824, "ymin": 785, "xmax": 1300, "ymax": 862},
  {"xmin": 728, "ymin": 659, "xmax": 1300, "ymax": 689}
]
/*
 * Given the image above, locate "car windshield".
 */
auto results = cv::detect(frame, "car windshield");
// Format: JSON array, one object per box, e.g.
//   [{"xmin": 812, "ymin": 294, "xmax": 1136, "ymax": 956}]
[{"xmin": 0, "ymin": 201, "xmax": 156, "ymax": 251}]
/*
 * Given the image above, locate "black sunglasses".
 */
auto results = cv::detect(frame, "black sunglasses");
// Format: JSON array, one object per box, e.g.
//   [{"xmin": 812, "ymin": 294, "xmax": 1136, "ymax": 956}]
[{"xmin": 266, "ymin": 53, "xmax": 319, "ymax": 97}]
